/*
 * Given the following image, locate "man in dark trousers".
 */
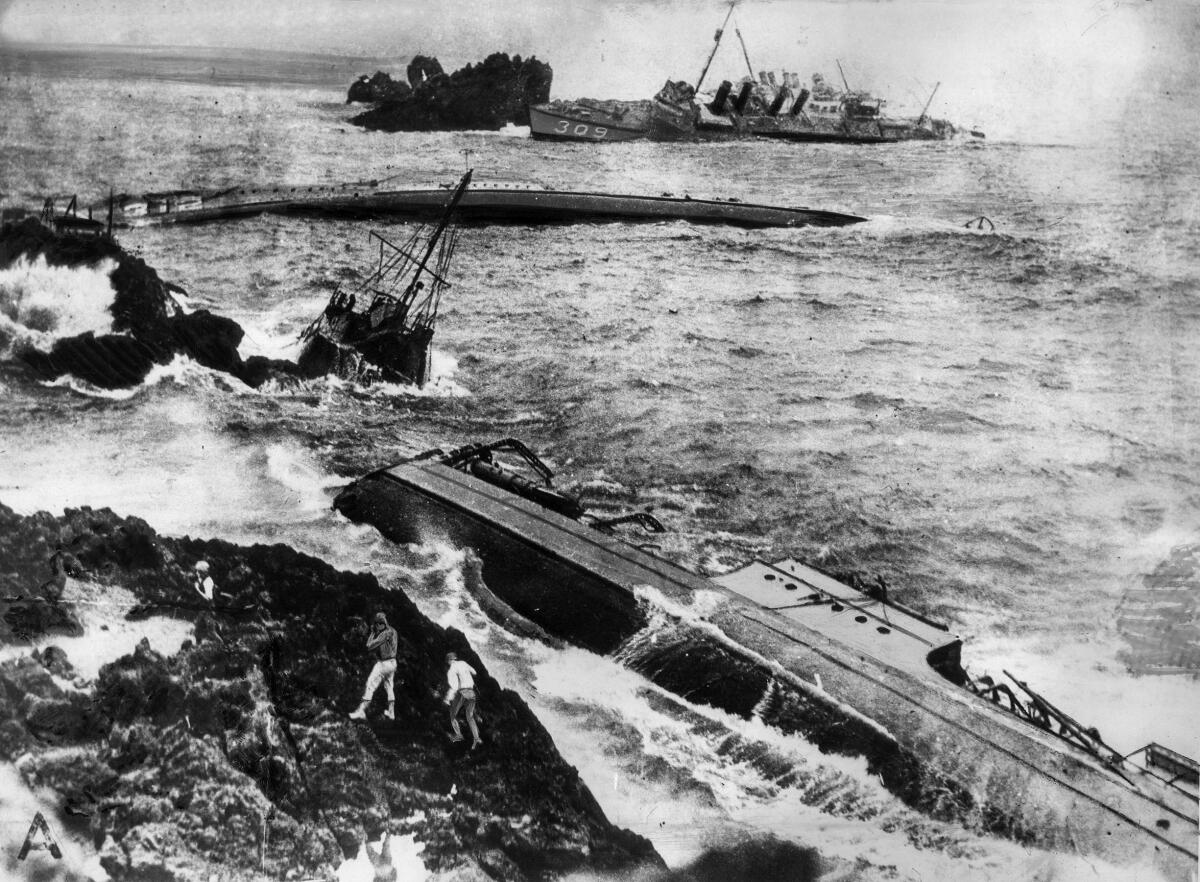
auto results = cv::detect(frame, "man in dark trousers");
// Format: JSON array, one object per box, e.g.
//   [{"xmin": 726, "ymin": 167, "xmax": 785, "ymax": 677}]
[
  {"xmin": 350, "ymin": 612, "xmax": 397, "ymax": 721},
  {"xmin": 444, "ymin": 651, "xmax": 482, "ymax": 749}
]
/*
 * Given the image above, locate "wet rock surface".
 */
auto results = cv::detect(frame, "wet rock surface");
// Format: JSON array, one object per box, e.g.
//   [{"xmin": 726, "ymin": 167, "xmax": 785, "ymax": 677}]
[
  {"xmin": 0, "ymin": 502, "xmax": 662, "ymax": 880},
  {"xmin": 350, "ymin": 53, "xmax": 552, "ymax": 132},
  {"xmin": 0, "ymin": 218, "xmax": 303, "ymax": 389}
]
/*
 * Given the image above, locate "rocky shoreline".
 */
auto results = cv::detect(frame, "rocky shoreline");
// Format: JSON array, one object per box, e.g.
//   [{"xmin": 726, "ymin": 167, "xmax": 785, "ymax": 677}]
[
  {"xmin": 0, "ymin": 502, "xmax": 662, "ymax": 881},
  {"xmin": 1, "ymin": 219, "xmax": 307, "ymax": 390}
]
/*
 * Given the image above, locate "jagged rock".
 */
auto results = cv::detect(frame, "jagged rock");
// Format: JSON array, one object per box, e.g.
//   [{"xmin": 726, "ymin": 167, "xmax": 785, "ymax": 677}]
[
  {"xmin": 351, "ymin": 53, "xmax": 552, "ymax": 132},
  {"xmin": 406, "ymin": 55, "xmax": 445, "ymax": 88},
  {"xmin": 0, "ymin": 503, "xmax": 663, "ymax": 881},
  {"xmin": 0, "ymin": 218, "xmax": 305, "ymax": 390},
  {"xmin": 347, "ymin": 71, "xmax": 413, "ymax": 104}
]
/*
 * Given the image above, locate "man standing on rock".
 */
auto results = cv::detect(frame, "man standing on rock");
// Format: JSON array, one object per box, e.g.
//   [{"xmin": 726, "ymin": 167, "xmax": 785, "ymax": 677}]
[
  {"xmin": 444, "ymin": 651, "xmax": 482, "ymax": 749},
  {"xmin": 350, "ymin": 612, "xmax": 397, "ymax": 721},
  {"xmin": 193, "ymin": 561, "xmax": 216, "ymax": 602}
]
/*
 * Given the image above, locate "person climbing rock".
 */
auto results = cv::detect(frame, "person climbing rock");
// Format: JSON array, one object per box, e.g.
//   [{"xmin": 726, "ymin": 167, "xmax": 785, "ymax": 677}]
[
  {"xmin": 39, "ymin": 549, "xmax": 71, "ymax": 601},
  {"xmin": 193, "ymin": 561, "xmax": 216, "ymax": 602},
  {"xmin": 350, "ymin": 612, "xmax": 398, "ymax": 721},
  {"xmin": 444, "ymin": 651, "xmax": 481, "ymax": 749}
]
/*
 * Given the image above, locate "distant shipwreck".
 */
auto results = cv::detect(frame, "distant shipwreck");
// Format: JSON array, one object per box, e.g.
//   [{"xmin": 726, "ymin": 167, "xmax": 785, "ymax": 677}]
[{"xmin": 531, "ymin": 4, "xmax": 983, "ymax": 144}]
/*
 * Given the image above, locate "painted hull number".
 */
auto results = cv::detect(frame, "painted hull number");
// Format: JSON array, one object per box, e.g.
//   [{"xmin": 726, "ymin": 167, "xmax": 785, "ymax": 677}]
[{"xmin": 554, "ymin": 119, "xmax": 608, "ymax": 139}]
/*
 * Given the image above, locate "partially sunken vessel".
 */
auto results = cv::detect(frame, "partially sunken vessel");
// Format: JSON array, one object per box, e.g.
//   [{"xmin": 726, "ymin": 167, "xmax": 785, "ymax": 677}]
[
  {"xmin": 298, "ymin": 171, "xmax": 471, "ymax": 387},
  {"xmin": 333, "ymin": 439, "xmax": 1200, "ymax": 882}
]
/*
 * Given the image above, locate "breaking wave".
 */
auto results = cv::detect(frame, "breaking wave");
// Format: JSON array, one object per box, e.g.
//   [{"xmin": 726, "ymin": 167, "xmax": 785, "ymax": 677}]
[{"xmin": 0, "ymin": 256, "xmax": 118, "ymax": 357}]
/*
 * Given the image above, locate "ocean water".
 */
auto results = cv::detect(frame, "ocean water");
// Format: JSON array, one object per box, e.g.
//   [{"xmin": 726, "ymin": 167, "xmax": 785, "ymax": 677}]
[{"xmin": 2, "ymin": 44, "xmax": 1199, "ymax": 881}]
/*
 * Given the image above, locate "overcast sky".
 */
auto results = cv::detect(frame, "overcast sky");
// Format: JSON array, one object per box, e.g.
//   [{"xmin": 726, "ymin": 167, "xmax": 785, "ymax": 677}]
[{"xmin": 2, "ymin": 0, "xmax": 1196, "ymax": 140}]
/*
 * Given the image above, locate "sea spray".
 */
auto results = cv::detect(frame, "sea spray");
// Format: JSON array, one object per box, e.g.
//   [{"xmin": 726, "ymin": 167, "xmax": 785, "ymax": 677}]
[
  {"xmin": 0, "ymin": 256, "xmax": 119, "ymax": 357},
  {"xmin": 442, "ymin": 565, "xmax": 1156, "ymax": 882}
]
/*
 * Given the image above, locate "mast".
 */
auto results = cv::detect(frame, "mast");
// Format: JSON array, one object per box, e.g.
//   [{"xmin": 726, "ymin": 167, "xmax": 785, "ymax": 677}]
[
  {"xmin": 836, "ymin": 59, "xmax": 851, "ymax": 93},
  {"xmin": 734, "ymin": 21, "xmax": 755, "ymax": 81},
  {"xmin": 409, "ymin": 169, "xmax": 472, "ymax": 289},
  {"xmin": 695, "ymin": 1, "xmax": 737, "ymax": 92},
  {"xmin": 916, "ymin": 81, "xmax": 941, "ymax": 126}
]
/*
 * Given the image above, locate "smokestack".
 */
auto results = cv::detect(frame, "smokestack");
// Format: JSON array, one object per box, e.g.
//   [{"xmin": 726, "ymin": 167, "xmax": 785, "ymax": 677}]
[
  {"xmin": 709, "ymin": 80, "xmax": 733, "ymax": 114},
  {"xmin": 733, "ymin": 81, "xmax": 754, "ymax": 114},
  {"xmin": 758, "ymin": 70, "xmax": 769, "ymax": 86},
  {"xmin": 768, "ymin": 90, "xmax": 787, "ymax": 116},
  {"xmin": 767, "ymin": 71, "xmax": 778, "ymax": 88},
  {"xmin": 790, "ymin": 87, "xmax": 810, "ymax": 116}
]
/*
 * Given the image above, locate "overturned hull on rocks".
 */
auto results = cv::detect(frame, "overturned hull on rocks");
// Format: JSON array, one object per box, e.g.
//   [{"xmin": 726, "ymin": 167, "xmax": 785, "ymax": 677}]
[{"xmin": 333, "ymin": 440, "xmax": 1200, "ymax": 882}]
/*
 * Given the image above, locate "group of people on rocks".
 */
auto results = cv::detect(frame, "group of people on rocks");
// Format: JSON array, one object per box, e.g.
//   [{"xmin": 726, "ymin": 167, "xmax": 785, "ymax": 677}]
[
  {"xmin": 350, "ymin": 610, "xmax": 484, "ymax": 750},
  {"xmin": 190, "ymin": 561, "xmax": 483, "ymax": 750}
]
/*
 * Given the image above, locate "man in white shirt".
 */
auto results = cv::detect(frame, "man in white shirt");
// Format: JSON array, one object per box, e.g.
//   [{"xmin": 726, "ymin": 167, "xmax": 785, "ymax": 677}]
[
  {"xmin": 350, "ymin": 612, "xmax": 398, "ymax": 721},
  {"xmin": 444, "ymin": 652, "xmax": 482, "ymax": 749},
  {"xmin": 193, "ymin": 561, "xmax": 215, "ymax": 602}
]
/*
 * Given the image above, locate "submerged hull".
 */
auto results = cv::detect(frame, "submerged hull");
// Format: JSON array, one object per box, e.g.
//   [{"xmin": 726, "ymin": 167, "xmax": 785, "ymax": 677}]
[{"xmin": 334, "ymin": 459, "xmax": 1199, "ymax": 881}]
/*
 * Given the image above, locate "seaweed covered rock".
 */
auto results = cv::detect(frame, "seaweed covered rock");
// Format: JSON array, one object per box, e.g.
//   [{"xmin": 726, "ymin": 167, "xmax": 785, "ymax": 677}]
[
  {"xmin": 350, "ymin": 53, "xmax": 552, "ymax": 132},
  {"xmin": 0, "ymin": 218, "xmax": 303, "ymax": 390},
  {"xmin": 0, "ymin": 502, "xmax": 663, "ymax": 881}
]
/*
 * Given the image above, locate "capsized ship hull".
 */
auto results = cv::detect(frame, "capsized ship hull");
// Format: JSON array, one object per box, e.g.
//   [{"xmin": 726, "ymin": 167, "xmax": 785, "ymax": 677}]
[
  {"xmin": 97, "ymin": 182, "xmax": 863, "ymax": 230},
  {"xmin": 334, "ymin": 452, "xmax": 1198, "ymax": 881}
]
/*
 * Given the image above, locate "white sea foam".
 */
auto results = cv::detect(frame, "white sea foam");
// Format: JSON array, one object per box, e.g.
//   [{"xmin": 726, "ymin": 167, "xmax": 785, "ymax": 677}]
[
  {"xmin": 962, "ymin": 631, "xmax": 1200, "ymax": 760},
  {"xmin": 0, "ymin": 580, "xmax": 193, "ymax": 681},
  {"xmin": 336, "ymin": 833, "xmax": 427, "ymax": 882},
  {"xmin": 626, "ymin": 583, "xmax": 897, "ymax": 742},
  {"xmin": 36, "ymin": 353, "xmax": 219, "ymax": 400},
  {"xmin": 0, "ymin": 256, "xmax": 119, "ymax": 346},
  {"xmin": 857, "ymin": 213, "xmax": 1007, "ymax": 238},
  {"xmin": 529, "ymin": 623, "xmax": 1163, "ymax": 882}
]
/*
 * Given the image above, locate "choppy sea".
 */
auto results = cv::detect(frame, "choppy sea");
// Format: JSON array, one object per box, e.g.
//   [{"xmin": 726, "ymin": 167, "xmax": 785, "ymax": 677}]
[{"xmin": 2, "ymin": 43, "xmax": 1199, "ymax": 881}]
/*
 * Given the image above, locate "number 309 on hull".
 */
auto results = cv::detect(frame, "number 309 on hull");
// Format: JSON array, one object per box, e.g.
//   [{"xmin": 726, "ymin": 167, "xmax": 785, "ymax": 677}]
[{"xmin": 528, "ymin": 105, "xmax": 648, "ymax": 143}]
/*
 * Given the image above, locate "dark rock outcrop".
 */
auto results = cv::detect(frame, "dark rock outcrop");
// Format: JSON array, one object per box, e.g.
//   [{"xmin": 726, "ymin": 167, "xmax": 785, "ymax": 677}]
[
  {"xmin": 347, "ymin": 70, "xmax": 413, "ymax": 104},
  {"xmin": 0, "ymin": 502, "xmax": 663, "ymax": 881},
  {"xmin": 350, "ymin": 53, "xmax": 552, "ymax": 132},
  {"xmin": 0, "ymin": 218, "xmax": 304, "ymax": 390}
]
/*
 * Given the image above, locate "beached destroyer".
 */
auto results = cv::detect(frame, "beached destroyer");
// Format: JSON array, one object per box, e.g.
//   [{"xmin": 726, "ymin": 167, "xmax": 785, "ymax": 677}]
[
  {"xmin": 530, "ymin": 4, "xmax": 981, "ymax": 144},
  {"xmin": 333, "ymin": 438, "xmax": 1199, "ymax": 881}
]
